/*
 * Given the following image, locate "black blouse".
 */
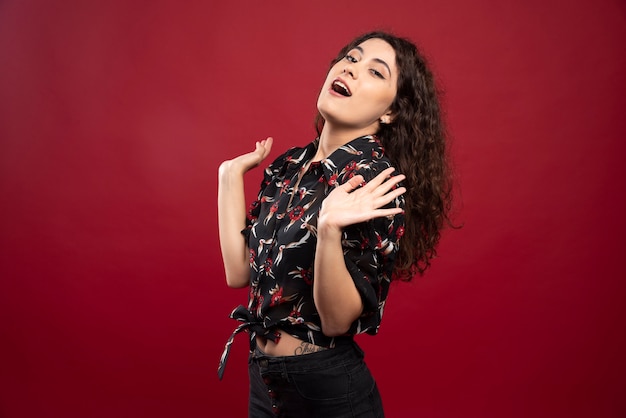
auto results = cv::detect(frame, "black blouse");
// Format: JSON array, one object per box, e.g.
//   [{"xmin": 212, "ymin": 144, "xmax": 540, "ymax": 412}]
[{"xmin": 218, "ymin": 135, "xmax": 405, "ymax": 379}]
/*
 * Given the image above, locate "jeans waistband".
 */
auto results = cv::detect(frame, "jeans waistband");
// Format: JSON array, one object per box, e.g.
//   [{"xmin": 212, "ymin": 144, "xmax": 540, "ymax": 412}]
[{"xmin": 251, "ymin": 337, "xmax": 362, "ymax": 373}]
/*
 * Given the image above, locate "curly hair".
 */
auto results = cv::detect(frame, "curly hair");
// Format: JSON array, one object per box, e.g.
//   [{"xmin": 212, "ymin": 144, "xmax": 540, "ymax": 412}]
[{"xmin": 316, "ymin": 31, "xmax": 455, "ymax": 281}]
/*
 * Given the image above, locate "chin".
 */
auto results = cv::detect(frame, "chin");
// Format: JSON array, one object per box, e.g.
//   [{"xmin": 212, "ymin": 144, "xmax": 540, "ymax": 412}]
[{"xmin": 317, "ymin": 98, "xmax": 343, "ymax": 124}]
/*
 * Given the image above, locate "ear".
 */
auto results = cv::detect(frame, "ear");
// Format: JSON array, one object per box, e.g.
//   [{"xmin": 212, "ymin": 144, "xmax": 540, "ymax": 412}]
[{"xmin": 379, "ymin": 110, "xmax": 395, "ymax": 125}]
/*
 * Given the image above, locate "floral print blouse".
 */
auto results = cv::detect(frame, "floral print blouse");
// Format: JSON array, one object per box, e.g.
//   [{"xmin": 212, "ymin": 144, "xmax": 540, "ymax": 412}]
[{"xmin": 218, "ymin": 135, "xmax": 405, "ymax": 379}]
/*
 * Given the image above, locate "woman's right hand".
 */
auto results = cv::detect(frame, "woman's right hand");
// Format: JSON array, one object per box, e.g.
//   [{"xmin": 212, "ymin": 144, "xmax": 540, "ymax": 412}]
[{"xmin": 219, "ymin": 137, "xmax": 273, "ymax": 176}]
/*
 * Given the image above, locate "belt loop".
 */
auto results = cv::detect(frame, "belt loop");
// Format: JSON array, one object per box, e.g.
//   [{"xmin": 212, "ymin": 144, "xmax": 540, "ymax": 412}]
[{"xmin": 280, "ymin": 358, "xmax": 289, "ymax": 380}]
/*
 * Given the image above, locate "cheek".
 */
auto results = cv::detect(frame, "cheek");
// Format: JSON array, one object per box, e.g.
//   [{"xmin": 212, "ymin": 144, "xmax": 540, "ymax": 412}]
[
  {"xmin": 382, "ymin": 84, "xmax": 398, "ymax": 108},
  {"xmin": 367, "ymin": 85, "xmax": 397, "ymax": 109},
  {"xmin": 326, "ymin": 63, "xmax": 341, "ymax": 81}
]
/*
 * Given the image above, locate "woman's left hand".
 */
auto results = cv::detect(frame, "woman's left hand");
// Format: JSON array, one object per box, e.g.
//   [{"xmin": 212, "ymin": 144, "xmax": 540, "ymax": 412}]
[{"xmin": 318, "ymin": 167, "xmax": 406, "ymax": 232}]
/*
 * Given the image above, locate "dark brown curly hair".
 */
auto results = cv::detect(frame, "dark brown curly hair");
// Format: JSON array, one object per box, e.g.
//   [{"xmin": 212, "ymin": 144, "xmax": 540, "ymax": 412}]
[{"xmin": 316, "ymin": 31, "xmax": 455, "ymax": 281}]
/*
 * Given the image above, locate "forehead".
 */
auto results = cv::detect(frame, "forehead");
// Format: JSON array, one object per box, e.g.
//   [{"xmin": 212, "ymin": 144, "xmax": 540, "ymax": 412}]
[{"xmin": 354, "ymin": 38, "xmax": 397, "ymax": 68}]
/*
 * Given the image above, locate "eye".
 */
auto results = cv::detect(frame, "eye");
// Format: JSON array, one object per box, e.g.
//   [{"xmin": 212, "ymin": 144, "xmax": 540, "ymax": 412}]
[
  {"xmin": 345, "ymin": 54, "xmax": 357, "ymax": 63},
  {"xmin": 370, "ymin": 69, "xmax": 385, "ymax": 79}
]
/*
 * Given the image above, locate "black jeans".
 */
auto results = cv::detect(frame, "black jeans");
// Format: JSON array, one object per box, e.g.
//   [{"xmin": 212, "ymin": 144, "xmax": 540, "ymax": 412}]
[{"xmin": 248, "ymin": 339, "xmax": 384, "ymax": 418}]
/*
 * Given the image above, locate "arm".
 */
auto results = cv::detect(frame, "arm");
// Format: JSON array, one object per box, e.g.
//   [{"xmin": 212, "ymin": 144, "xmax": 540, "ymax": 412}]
[
  {"xmin": 313, "ymin": 167, "xmax": 406, "ymax": 336},
  {"xmin": 218, "ymin": 137, "xmax": 273, "ymax": 288}
]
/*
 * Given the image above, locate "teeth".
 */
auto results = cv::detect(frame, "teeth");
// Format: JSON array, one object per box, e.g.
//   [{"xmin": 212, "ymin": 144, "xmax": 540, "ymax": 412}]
[{"xmin": 332, "ymin": 80, "xmax": 350, "ymax": 96}]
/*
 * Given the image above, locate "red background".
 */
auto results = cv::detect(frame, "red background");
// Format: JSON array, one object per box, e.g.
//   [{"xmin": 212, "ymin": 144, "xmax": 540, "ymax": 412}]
[{"xmin": 1, "ymin": 1, "xmax": 625, "ymax": 417}]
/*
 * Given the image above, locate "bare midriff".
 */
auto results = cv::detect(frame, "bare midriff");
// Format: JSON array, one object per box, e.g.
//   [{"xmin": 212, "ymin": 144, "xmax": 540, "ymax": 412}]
[{"xmin": 256, "ymin": 329, "xmax": 328, "ymax": 357}]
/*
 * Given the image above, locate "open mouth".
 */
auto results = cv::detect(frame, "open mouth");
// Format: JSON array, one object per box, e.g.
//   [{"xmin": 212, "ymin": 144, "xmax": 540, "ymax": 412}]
[{"xmin": 331, "ymin": 79, "xmax": 351, "ymax": 97}]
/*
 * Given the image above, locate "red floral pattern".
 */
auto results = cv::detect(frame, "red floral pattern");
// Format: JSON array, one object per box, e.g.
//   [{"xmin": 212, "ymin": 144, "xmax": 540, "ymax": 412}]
[{"xmin": 236, "ymin": 135, "xmax": 405, "ymax": 347}]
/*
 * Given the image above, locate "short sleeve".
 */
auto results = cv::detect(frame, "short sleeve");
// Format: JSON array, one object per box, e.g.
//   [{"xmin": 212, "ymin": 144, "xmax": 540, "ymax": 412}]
[{"xmin": 341, "ymin": 164, "xmax": 406, "ymax": 335}]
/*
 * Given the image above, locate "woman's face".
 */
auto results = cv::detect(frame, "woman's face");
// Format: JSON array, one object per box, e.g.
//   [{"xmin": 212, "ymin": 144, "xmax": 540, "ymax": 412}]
[{"xmin": 317, "ymin": 38, "xmax": 398, "ymax": 132}]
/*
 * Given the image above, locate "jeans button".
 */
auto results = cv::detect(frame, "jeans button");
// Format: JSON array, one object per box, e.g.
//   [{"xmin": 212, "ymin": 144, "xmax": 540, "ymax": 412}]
[{"xmin": 259, "ymin": 359, "xmax": 269, "ymax": 368}]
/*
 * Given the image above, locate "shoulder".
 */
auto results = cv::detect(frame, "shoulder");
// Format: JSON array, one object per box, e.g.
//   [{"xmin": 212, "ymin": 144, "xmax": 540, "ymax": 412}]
[
  {"xmin": 320, "ymin": 135, "xmax": 397, "ymax": 186},
  {"xmin": 335, "ymin": 136, "xmax": 395, "ymax": 180},
  {"xmin": 263, "ymin": 144, "xmax": 311, "ymax": 180}
]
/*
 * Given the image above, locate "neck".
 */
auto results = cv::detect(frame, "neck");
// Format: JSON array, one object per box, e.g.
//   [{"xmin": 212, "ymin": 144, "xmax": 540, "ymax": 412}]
[{"xmin": 314, "ymin": 124, "xmax": 376, "ymax": 161}]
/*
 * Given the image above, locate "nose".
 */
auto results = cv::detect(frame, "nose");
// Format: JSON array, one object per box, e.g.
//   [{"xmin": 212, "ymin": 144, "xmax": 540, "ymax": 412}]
[{"xmin": 342, "ymin": 64, "xmax": 357, "ymax": 79}]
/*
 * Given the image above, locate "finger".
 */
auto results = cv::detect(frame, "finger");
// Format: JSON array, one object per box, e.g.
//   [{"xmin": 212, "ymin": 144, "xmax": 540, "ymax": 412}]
[
  {"xmin": 373, "ymin": 169, "xmax": 405, "ymax": 188},
  {"xmin": 344, "ymin": 175, "xmax": 364, "ymax": 192},
  {"xmin": 255, "ymin": 137, "xmax": 273, "ymax": 160},
  {"xmin": 372, "ymin": 186, "xmax": 406, "ymax": 208},
  {"xmin": 262, "ymin": 137, "xmax": 273, "ymax": 159},
  {"xmin": 258, "ymin": 137, "xmax": 272, "ymax": 147},
  {"xmin": 355, "ymin": 207, "xmax": 404, "ymax": 224},
  {"xmin": 374, "ymin": 207, "xmax": 404, "ymax": 219},
  {"xmin": 361, "ymin": 167, "xmax": 398, "ymax": 190},
  {"xmin": 364, "ymin": 174, "xmax": 405, "ymax": 200},
  {"xmin": 376, "ymin": 173, "xmax": 406, "ymax": 195}
]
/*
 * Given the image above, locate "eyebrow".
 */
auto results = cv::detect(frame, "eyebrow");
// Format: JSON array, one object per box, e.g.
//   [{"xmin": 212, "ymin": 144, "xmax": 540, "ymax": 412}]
[{"xmin": 354, "ymin": 45, "xmax": 392, "ymax": 77}]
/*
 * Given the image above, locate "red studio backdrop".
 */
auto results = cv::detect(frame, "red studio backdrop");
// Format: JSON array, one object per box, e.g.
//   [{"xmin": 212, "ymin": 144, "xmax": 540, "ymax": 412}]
[{"xmin": 1, "ymin": 1, "xmax": 625, "ymax": 417}]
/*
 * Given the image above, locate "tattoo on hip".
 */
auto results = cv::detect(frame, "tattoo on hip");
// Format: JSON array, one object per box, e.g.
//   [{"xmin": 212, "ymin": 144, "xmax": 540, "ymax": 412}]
[{"xmin": 294, "ymin": 342, "xmax": 328, "ymax": 355}]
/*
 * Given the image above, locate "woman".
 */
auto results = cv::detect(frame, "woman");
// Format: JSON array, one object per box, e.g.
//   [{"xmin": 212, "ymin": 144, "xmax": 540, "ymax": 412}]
[{"xmin": 217, "ymin": 31, "xmax": 453, "ymax": 417}]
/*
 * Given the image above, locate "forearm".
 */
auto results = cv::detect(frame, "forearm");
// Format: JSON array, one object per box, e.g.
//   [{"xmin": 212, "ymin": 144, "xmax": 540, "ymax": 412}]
[
  {"xmin": 218, "ymin": 161, "xmax": 250, "ymax": 288},
  {"xmin": 313, "ymin": 222, "xmax": 363, "ymax": 336}
]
